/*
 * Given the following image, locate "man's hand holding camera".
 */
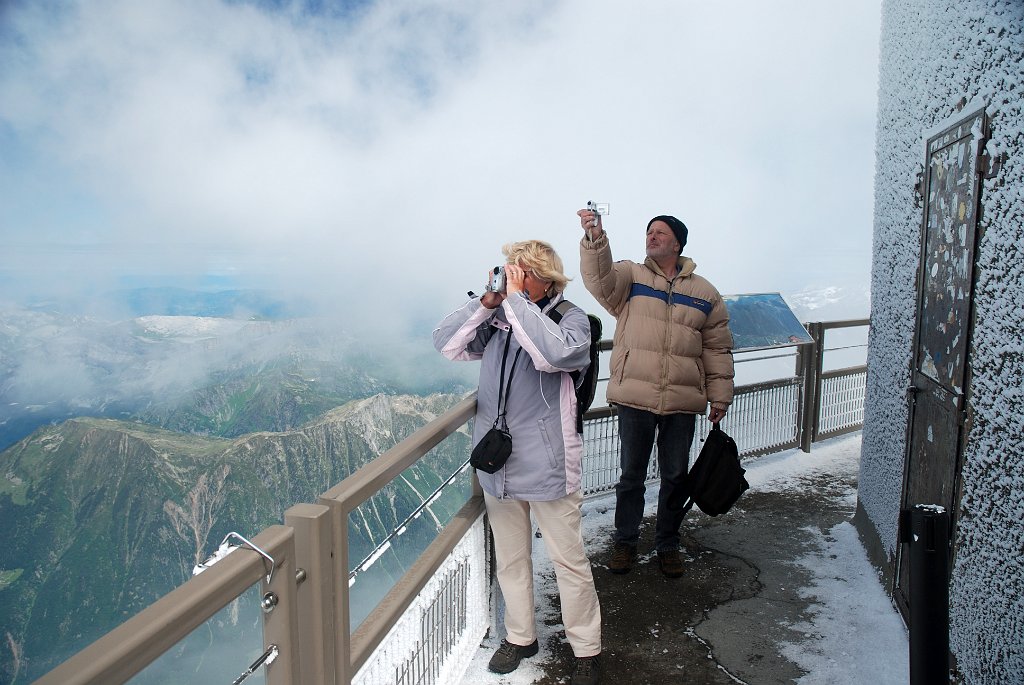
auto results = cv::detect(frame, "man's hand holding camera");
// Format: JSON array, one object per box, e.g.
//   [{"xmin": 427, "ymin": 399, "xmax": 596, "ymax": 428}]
[{"xmin": 577, "ymin": 201, "xmax": 609, "ymax": 241}]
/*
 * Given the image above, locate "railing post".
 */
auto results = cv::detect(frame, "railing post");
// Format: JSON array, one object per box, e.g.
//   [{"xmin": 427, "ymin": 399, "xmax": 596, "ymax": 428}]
[
  {"xmin": 810, "ymin": 322, "xmax": 825, "ymax": 445},
  {"xmin": 263, "ymin": 528, "xmax": 301, "ymax": 685},
  {"xmin": 285, "ymin": 503, "xmax": 336, "ymax": 685},
  {"xmin": 320, "ymin": 497, "xmax": 355, "ymax": 685},
  {"xmin": 797, "ymin": 323, "xmax": 823, "ymax": 452},
  {"xmin": 796, "ymin": 340, "xmax": 809, "ymax": 452}
]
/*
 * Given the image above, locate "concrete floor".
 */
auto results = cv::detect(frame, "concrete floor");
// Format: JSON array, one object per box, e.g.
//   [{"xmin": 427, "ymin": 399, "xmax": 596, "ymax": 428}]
[{"xmin": 531, "ymin": 470, "xmax": 862, "ymax": 684}]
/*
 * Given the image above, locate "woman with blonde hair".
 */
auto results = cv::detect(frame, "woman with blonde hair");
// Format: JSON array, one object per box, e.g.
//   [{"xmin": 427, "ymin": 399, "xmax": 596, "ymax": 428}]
[{"xmin": 434, "ymin": 239, "xmax": 602, "ymax": 685}]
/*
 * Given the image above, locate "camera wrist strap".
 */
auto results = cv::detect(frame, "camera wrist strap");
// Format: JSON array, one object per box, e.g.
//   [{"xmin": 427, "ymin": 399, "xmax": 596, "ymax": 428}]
[{"xmin": 494, "ymin": 331, "xmax": 522, "ymax": 432}]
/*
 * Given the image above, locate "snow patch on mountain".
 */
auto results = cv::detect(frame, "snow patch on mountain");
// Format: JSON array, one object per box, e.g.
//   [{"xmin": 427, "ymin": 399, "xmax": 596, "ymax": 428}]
[{"xmin": 134, "ymin": 315, "xmax": 250, "ymax": 340}]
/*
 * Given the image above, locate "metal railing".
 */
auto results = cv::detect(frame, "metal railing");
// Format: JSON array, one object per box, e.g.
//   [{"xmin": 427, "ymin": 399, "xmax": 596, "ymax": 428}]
[
  {"xmin": 33, "ymin": 398, "xmax": 486, "ymax": 685},
  {"xmin": 315, "ymin": 396, "xmax": 480, "ymax": 684},
  {"xmin": 818, "ymin": 366, "xmax": 868, "ymax": 438},
  {"xmin": 33, "ymin": 319, "xmax": 868, "ymax": 685},
  {"xmin": 797, "ymin": 319, "xmax": 869, "ymax": 449},
  {"xmin": 34, "ymin": 525, "xmax": 302, "ymax": 684}
]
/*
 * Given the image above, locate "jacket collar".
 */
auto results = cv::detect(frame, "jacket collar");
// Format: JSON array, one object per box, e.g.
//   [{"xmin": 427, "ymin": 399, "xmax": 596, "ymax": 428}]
[
  {"xmin": 538, "ymin": 291, "xmax": 563, "ymax": 313},
  {"xmin": 644, "ymin": 256, "xmax": 697, "ymax": 280}
]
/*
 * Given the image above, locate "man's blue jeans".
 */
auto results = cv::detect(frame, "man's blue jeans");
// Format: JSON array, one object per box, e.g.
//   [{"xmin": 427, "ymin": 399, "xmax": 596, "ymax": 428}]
[{"xmin": 613, "ymin": 405, "xmax": 697, "ymax": 552}]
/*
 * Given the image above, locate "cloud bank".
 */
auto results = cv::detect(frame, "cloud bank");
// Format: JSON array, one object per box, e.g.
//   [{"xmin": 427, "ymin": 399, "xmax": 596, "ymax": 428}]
[{"xmin": 0, "ymin": 0, "xmax": 881, "ymax": 326}]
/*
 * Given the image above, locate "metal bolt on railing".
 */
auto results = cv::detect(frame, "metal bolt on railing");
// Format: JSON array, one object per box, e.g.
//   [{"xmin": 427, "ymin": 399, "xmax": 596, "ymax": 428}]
[{"xmin": 261, "ymin": 591, "xmax": 279, "ymax": 614}]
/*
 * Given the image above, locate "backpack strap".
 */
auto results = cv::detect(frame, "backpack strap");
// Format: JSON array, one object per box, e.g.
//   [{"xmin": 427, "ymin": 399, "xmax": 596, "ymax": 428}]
[
  {"xmin": 547, "ymin": 299, "xmax": 574, "ymax": 324},
  {"xmin": 547, "ymin": 300, "xmax": 592, "ymax": 434},
  {"xmin": 546, "ymin": 300, "xmax": 581, "ymax": 384}
]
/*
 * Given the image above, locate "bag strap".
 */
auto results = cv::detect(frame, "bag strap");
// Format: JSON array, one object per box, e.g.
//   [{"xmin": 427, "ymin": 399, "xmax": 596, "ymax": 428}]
[
  {"xmin": 546, "ymin": 299, "xmax": 581, "ymax": 380},
  {"xmin": 494, "ymin": 331, "xmax": 522, "ymax": 432}
]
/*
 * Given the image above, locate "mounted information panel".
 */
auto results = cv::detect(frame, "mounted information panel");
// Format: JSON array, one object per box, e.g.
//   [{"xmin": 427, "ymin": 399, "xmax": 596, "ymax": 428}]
[{"xmin": 723, "ymin": 293, "xmax": 812, "ymax": 352}]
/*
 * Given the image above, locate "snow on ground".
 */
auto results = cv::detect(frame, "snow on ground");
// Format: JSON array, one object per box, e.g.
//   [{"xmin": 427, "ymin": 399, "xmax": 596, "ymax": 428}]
[
  {"xmin": 458, "ymin": 432, "xmax": 909, "ymax": 684},
  {"xmin": 779, "ymin": 521, "xmax": 909, "ymax": 684}
]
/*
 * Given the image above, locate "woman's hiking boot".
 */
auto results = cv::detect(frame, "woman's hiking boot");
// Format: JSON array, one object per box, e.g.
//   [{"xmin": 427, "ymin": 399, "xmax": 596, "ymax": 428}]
[
  {"xmin": 487, "ymin": 639, "xmax": 539, "ymax": 673},
  {"xmin": 571, "ymin": 654, "xmax": 601, "ymax": 685}
]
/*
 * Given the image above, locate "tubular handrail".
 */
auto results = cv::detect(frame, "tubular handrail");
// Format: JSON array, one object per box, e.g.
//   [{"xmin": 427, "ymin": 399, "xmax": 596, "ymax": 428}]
[
  {"xmin": 821, "ymin": 363, "xmax": 868, "ymax": 380},
  {"xmin": 33, "ymin": 525, "xmax": 298, "ymax": 685},
  {"xmin": 349, "ymin": 456, "xmax": 473, "ymax": 580},
  {"xmin": 819, "ymin": 317, "xmax": 870, "ymax": 329},
  {"xmin": 733, "ymin": 374, "xmax": 802, "ymax": 393},
  {"xmin": 319, "ymin": 395, "xmax": 477, "ymax": 510}
]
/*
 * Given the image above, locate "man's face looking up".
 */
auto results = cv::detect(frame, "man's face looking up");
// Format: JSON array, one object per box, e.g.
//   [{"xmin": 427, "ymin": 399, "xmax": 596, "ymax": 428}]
[{"xmin": 646, "ymin": 221, "xmax": 680, "ymax": 262}]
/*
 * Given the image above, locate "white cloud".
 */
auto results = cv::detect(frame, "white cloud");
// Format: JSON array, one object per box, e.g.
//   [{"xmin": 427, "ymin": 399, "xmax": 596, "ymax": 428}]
[{"xmin": 0, "ymin": 0, "xmax": 881, "ymax": 323}]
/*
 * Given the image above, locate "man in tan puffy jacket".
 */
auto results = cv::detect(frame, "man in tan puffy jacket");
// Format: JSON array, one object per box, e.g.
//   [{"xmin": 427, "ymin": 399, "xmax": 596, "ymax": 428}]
[{"xmin": 577, "ymin": 207, "xmax": 734, "ymax": 578}]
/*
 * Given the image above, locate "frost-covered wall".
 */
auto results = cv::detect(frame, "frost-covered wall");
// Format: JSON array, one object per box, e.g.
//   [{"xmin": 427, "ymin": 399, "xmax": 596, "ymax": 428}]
[{"xmin": 858, "ymin": 0, "xmax": 1023, "ymax": 682}]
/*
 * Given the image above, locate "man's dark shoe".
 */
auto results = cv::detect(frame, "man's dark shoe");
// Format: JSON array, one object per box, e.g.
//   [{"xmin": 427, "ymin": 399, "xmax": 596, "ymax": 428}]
[
  {"xmin": 658, "ymin": 549, "xmax": 684, "ymax": 578},
  {"xmin": 571, "ymin": 654, "xmax": 601, "ymax": 685},
  {"xmin": 608, "ymin": 543, "xmax": 637, "ymax": 574},
  {"xmin": 487, "ymin": 639, "xmax": 539, "ymax": 674}
]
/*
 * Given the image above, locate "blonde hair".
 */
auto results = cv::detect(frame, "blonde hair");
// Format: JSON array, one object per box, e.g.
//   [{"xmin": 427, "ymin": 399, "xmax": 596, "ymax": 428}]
[{"xmin": 502, "ymin": 240, "xmax": 570, "ymax": 296}]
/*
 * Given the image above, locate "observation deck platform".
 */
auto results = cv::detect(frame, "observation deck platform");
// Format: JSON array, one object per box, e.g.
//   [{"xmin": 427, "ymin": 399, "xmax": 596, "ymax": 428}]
[{"xmin": 459, "ymin": 432, "xmax": 909, "ymax": 685}]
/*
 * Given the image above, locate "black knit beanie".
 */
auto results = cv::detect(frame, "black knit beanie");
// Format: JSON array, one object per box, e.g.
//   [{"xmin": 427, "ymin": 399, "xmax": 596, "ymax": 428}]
[{"xmin": 647, "ymin": 215, "xmax": 688, "ymax": 254}]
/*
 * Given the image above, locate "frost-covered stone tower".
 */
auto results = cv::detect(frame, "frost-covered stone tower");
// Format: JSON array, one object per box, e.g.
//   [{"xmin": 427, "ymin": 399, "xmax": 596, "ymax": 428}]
[{"xmin": 855, "ymin": 1, "xmax": 1023, "ymax": 682}]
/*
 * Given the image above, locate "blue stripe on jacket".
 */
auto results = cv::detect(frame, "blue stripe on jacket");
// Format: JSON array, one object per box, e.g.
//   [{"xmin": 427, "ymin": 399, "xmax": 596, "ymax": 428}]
[{"xmin": 628, "ymin": 283, "xmax": 713, "ymax": 314}]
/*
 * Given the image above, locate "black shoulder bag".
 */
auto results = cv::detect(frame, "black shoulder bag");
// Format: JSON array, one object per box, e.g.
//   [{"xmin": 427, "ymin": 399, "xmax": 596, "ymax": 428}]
[{"xmin": 470, "ymin": 332, "xmax": 523, "ymax": 474}]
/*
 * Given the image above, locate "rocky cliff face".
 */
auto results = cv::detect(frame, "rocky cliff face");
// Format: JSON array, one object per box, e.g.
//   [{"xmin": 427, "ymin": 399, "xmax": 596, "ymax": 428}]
[{"xmin": 0, "ymin": 392, "xmax": 470, "ymax": 684}]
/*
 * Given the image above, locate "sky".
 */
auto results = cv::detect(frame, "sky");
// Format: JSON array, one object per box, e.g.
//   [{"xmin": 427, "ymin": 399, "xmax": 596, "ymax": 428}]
[
  {"xmin": 0, "ymin": 0, "xmax": 882, "ymax": 329},
  {"xmin": 457, "ymin": 432, "xmax": 911, "ymax": 685}
]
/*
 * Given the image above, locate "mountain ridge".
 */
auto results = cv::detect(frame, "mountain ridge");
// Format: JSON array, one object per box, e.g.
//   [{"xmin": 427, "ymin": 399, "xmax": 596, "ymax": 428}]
[{"xmin": 0, "ymin": 305, "xmax": 475, "ymax": 451}]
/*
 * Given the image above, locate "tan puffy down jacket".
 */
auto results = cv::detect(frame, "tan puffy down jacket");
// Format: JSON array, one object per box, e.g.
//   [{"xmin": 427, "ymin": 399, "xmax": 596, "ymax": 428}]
[{"xmin": 580, "ymin": 233, "xmax": 734, "ymax": 415}]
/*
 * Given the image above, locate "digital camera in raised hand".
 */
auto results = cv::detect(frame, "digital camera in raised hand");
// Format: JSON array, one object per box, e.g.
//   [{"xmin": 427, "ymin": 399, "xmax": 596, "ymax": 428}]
[
  {"xmin": 486, "ymin": 266, "xmax": 506, "ymax": 293},
  {"xmin": 587, "ymin": 200, "xmax": 610, "ymax": 218},
  {"xmin": 585, "ymin": 201, "xmax": 610, "ymax": 239}
]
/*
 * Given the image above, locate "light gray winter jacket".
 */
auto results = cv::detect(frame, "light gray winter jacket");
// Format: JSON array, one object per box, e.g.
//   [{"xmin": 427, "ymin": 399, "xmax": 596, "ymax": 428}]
[{"xmin": 433, "ymin": 292, "xmax": 591, "ymax": 501}]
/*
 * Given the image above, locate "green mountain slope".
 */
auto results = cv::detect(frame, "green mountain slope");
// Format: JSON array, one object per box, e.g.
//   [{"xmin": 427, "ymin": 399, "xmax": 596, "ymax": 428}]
[
  {"xmin": 0, "ymin": 392, "xmax": 471, "ymax": 684},
  {"xmin": 135, "ymin": 357, "xmax": 391, "ymax": 437}
]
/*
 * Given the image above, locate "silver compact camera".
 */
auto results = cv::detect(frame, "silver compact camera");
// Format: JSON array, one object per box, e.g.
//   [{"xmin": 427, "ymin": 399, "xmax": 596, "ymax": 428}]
[
  {"xmin": 587, "ymin": 200, "xmax": 610, "ymax": 218},
  {"xmin": 585, "ymin": 201, "xmax": 610, "ymax": 239},
  {"xmin": 486, "ymin": 266, "xmax": 506, "ymax": 293}
]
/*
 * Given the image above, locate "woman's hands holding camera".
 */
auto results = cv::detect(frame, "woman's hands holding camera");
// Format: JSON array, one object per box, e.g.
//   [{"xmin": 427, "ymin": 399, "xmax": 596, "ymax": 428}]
[
  {"xmin": 503, "ymin": 264, "xmax": 528, "ymax": 296},
  {"xmin": 480, "ymin": 264, "xmax": 529, "ymax": 309},
  {"xmin": 480, "ymin": 289, "xmax": 504, "ymax": 309}
]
